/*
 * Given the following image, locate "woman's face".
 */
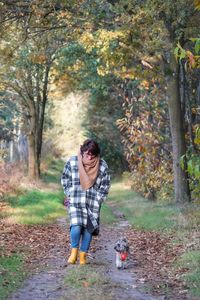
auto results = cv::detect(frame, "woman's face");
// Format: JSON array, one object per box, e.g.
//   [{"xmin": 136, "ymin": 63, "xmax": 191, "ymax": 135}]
[{"xmin": 83, "ymin": 151, "xmax": 96, "ymax": 160}]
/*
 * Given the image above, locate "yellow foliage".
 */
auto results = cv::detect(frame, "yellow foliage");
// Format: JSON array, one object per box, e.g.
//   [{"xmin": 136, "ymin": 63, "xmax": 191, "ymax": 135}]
[
  {"xmin": 28, "ymin": 53, "xmax": 46, "ymax": 64},
  {"xmin": 114, "ymin": 68, "xmax": 136, "ymax": 79},
  {"xmin": 80, "ymin": 29, "xmax": 133, "ymax": 77},
  {"xmin": 194, "ymin": 0, "xmax": 200, "ymax": 10},
  {"xmin": 116, "ymin": 78, "xmax": 173, "ymax": 200},
  {"xmin": 140, "ymin": 80, "xmax": 150, "ymax": 89},
  {"xmin": 97, "ymin": 66, "xmax": 109, "ymax": 76},
  {"xmin": 80, "ymin": 32, "xmax": 95, "ymax": 53},
  {"xmin": 57, "ymin": 11, "xmax": 72, "ymax": 20},
  {"xmin": 0, "ymin": 82, "xmax": 6, "ymax": 90}
]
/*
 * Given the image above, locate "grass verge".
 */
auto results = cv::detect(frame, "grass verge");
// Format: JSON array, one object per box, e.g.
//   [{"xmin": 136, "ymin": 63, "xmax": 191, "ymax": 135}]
[
  {"xmin": 0, "ymin": 255, "xmax": 26, "ymax": 300},
  {"xmin": 64, "ymin": 265, "xmax": 107, "ymax": 288},
  {"xmin": 107, "ymin": 180, "xmax": 200, "ymax": 297},
  {"xmin": 100, "ymin": 203, "xmax": 117, "ymax": 225},
  {"xmin": 63, "ymin": 265, "xmax": 113, "ymax": 300},
  {"xmin": 108, "ymin": 181, "xmax": 178, "ymax": 231},
  {"xmin": 0, "ymin": 160, "xmax": 66, "ymax": 298},
  {"xmin": 41, "ymin": 159, "xmax": 64, "ymax": 184},
  {"xmin": 4, "ymin": 190, "xmax": 66, "ymax": 225},
  {"xmin": 176, "ymin": 250, "xmax": 200, "ymax": 297}
]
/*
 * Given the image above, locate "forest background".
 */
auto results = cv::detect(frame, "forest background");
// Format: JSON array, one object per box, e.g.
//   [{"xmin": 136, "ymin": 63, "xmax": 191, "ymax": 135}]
[
  {"xmin": 0, "ymin": 0, "xmax": 200, "ymax": 203},
  {"xmin": 0, "ymin": 1, "xmax": 200, "ymax": 299}
]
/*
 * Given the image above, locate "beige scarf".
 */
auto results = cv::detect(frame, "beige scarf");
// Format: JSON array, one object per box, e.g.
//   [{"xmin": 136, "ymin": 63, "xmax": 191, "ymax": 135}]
[{"xmin": 78, "ymin": 152, "xmax": 100, "ymax": 190}]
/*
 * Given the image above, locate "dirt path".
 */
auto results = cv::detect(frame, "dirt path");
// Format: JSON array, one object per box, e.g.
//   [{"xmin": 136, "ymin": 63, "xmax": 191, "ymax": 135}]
[
  {"xmin": 91, "ymin": 222, "xmax": 164, "ymax": 300},
  {"xmin": 9, "ymin": 216, "xmax": 167, "ymax": 300}
]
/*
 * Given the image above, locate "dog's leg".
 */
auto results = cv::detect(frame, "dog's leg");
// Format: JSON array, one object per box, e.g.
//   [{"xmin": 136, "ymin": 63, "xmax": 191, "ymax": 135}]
[{"xmin": 116, "ymin": 252, "xmax": 122, "ymax": 269}]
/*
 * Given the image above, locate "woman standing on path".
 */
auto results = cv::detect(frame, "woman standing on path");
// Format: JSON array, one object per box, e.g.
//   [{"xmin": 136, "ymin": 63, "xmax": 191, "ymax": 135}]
[{"xmin": 61, "ymin": 139, "xmax": 110, "ymax": 265}]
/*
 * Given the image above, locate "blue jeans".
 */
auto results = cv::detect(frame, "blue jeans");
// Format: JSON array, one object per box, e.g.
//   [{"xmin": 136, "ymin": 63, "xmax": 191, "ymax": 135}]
[{"xmin": 70, "ymin": 225, "xmax": 92, "ymax": 252}]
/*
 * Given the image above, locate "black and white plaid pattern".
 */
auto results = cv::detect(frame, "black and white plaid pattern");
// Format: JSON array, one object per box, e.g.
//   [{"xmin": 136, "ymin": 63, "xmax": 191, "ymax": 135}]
[{"xmin": 61, "ymin": 155, "xmax": 110, "ymax": 228}]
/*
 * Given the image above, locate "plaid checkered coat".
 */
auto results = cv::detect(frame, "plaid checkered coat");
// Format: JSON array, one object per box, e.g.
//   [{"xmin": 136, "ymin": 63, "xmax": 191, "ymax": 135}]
[{"xmin": 61, "ymin": 155, "xmax": 110, "ymax": 228}]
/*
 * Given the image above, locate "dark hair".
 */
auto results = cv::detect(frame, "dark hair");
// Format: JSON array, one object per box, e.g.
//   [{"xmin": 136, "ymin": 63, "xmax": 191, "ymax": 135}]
[{"xmin": 80, "ymin": 139, "xmax": 100, "ymax": 156}]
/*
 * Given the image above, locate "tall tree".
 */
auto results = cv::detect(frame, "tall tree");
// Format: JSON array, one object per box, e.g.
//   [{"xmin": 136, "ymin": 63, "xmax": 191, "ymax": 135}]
[
  {"xmin": 0, "ymin": 0, "xmax": 89, "ymax": 178},
  {"xmin": 154, "ymin": 1, "xmax": 198, "ymax": 201},
  {"xmin": 166, "ymin": 52, "xmax": 190, "ymax": 201},
  {"xmin": 0, "ymin": 32, "xmax": 60, "ymax": 177},
  {"xmin": 96, "ymin": 0, "xmax": 197, "ymax": 202}
]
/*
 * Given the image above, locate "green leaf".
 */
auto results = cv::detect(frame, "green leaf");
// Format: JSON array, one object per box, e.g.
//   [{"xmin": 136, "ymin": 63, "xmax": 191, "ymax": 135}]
[
  {"xmin": 179, "ymin": 49, "xmax": 186, "ymax": 60},
  {"xmin": 194, "ymin": 39, "xmax": 200, "ymax": 54},
  {"xmin": 174, "ymin": 47, "xmax": 180, "ymax": 60},
  {"xmin": 196, "ymin": 126, "xmax": 200, "ymax": 138},
  {"xmin": 180, "ymin": 155, "xmax": 185, "ymax": 170},
  {"xmin": 194, "ymin": 164, "xmax": 200, "ymax": 179},
  {"xmin": 187, "ymin": 159, "xmax": 194, "ymax": 176}
]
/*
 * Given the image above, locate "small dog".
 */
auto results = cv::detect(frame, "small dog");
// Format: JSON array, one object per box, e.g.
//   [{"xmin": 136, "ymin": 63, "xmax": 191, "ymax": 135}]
[{"xmin": 114, "ymin": 237, "xmax": 129, "ymax": 269}]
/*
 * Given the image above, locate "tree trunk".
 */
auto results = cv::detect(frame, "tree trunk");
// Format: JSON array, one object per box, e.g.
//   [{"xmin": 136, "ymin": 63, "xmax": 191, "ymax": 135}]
[
  {"xmin": 27, "ymin": 105, "xmax": 39, "ymax": 179},
  {"xmin": 27, "ymin": 132, "xmax": 39, "ymax": 178},
  {"xmin": 36, "ymin": 64, "xmax": 50, "ymax": 176},
  {"xmin": 180, "ymin": 61, "xmax": 194, "ymax": 149},
  {"xmin": 166, "ymin": 53, "xmax": 190, "ymax": 202}
]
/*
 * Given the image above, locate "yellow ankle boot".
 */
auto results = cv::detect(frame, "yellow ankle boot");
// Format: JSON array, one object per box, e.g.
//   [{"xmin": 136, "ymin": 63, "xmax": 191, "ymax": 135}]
[
  {"xmin": 68, "ymin": 248, "xmax": 78, "ymax": 264},
  {"xmin": 79, "ymin": 252, "xmax": 87, "ymax": 265}
]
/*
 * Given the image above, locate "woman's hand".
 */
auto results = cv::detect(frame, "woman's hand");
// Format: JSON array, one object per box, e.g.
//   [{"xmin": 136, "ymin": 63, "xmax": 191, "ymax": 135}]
[{"xmin": 64, "ymin": 197, "xmax": 70, "ymax": 208}]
